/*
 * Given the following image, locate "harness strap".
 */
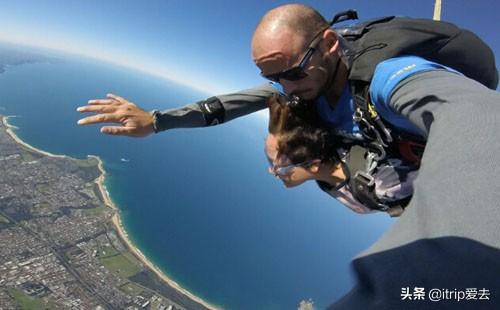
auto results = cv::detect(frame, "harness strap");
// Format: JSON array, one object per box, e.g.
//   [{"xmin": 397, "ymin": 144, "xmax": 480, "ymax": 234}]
[
  {"xmin": 350, "ymin": 81, "xmax": 425, "ymax": 166},
  {"xmin": 345, "ymin": 145, "xmax": 409, "ymax": 217},
  {"xmin": 345, "ymin": 145, "xmax": 367, "ymax": 173},
  {"xmin": 351, "ymin": 82, "xmax": 393, "ymax": 146},
  {"xmin": 346, "ymin": 146, "xmax": 385, "ymax": 210}
]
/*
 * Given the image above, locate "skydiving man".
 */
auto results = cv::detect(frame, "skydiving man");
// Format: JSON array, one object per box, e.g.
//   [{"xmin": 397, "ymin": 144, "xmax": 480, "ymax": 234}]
[{"xmin": 77, "ymin": 4, "xmax": 500, "ymax": 309}]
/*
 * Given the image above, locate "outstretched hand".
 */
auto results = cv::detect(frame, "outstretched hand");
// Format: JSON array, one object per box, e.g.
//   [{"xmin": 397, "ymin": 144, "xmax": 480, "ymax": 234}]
[{"xmin": 77, "ymin": 94, "xmax": 155, "ymax": 137}]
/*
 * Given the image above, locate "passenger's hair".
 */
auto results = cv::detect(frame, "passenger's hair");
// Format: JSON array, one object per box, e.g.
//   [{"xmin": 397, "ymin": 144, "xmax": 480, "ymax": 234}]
[
  {"xmin": 267, "ymin": 94, "xmax": 338, "ymax": 165},
  {"xmin": 268, "ymin": 94, "xmax": 319, "ymax": 134}
]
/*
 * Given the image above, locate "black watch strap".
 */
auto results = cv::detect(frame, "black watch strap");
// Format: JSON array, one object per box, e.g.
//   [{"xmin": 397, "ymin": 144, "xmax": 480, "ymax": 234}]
[{"xmin": 150, "ymin": 110, "xmax": 161, "ymax": 133}]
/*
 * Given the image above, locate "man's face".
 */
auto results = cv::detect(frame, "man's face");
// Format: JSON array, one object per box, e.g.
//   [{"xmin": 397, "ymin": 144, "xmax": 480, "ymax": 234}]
[{"xmin": 253, "ymin": 29, "xmax": 332, "ymax": 100}]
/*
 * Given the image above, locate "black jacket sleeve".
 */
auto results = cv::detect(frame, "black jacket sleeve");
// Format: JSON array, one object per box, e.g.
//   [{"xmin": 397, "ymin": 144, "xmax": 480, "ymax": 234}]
[{"xmin": 154, "ymin": 83, "xmax": 276, "ymax": 132}]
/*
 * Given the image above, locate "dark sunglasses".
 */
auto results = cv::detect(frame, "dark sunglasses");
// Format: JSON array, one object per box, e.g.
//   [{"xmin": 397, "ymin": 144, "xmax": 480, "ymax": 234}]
[{"xmin": 261, "ymin": 28, "xmax": 327, "ymax": 83}]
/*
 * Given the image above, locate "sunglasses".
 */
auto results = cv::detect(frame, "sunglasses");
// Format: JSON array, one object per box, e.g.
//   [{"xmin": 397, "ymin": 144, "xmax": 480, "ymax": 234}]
[
  {"xmin": 261, "ymin": 9, "xmax": 360, "ymax": 83},
  {"xmin": 261, "ymin": 27, "xmax": 328, "ymax": 83},
  {"xmin": 271, "ymin": 160, "xmax": 314, "ymax": 176}
]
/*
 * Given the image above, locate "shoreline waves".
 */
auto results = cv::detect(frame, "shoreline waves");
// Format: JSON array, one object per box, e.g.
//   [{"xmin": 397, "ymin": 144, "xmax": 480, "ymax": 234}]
[{"xmin": 2, "ymin": 115, "xmax": 219, "ymax": 310}]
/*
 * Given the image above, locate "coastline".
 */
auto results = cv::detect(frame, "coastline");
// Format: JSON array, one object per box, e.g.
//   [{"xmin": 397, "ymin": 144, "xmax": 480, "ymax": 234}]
[
  {"xmin": 93, "ymin": 157, "xmax": 220, "ymax": 310},
  {"xmin": 2, "ymin": 115, "xmax": 219, "ymax": 310},
  {"xmin": 2, "ymin": 116, "xmax": 67, "ymax": 159}
]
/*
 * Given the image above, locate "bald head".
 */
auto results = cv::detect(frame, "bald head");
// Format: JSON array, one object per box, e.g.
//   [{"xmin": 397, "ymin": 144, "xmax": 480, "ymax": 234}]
[{"xmin": 252, "ymin": 4, "xmax": 329, "ymax": 57}]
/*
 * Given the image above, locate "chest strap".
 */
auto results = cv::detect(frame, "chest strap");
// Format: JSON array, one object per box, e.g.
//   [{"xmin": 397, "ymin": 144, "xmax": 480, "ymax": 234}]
[{"xmin": 350, "ymin": 81, "xmax": 425, "ymax": 166}]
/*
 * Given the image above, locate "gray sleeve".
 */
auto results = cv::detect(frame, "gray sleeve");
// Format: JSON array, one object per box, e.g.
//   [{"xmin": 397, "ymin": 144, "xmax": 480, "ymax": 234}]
[
  {"xmin": 330, "ymin": 71, "xmax": 500, "ymax": 309},
  {"xmin": 388, "ymin": 70, "xmax": 478, "ymax": 139},
  {"xmin": 154, "ymin": 83, "xmax": 277, "ymax": 131},
  {"xmin": 369, "ymin": 69, "xmax": 500, "ymax": 252}
]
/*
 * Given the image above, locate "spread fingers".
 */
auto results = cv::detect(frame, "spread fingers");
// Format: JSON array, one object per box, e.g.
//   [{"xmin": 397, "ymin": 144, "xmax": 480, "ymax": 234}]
[
  {"xmin": 77, "ymin": 105, "xmax": 117, "ymax": 113},
  {"xmin": 77, "ymin": 113, "xmax": 121, "ymax": 125}
]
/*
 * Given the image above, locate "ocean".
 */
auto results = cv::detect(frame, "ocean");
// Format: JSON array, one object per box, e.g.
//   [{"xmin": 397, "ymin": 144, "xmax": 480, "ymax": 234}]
[{"xmin": 0, "ymin": 47, "xmax": 393, "ymax": 309}]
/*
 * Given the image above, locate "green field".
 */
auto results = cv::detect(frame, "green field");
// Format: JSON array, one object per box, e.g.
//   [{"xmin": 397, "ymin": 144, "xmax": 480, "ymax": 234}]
[
  {"xmin": 99, "ymin": 253, "xmax": 142, "ymax": 278},
  {"xmin": 81, "ymin": 205, "xmax": 107, "ymax": 216},
  {"xmin": 99, "ymin": 244, "xmax": 120, "ymax": 258},
  {"xmin": 76, "ymin": 157, "xmax": 99, "ymax": 168},
  {"xmin": 118, "ymin": 282, "xmax": 145, "ymax": 296},
  {"xmin": 8, "ymin": 288, "xmax": 52, "ymax": 310}
]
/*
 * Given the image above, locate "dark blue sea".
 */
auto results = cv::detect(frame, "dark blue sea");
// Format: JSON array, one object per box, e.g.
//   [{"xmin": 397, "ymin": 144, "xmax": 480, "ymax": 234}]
[{"xmin": 0, "ymin": 45, "xmax": 393, "ymax": 309}]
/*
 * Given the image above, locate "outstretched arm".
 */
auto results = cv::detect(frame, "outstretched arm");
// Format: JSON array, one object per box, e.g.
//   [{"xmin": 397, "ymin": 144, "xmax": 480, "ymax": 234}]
[
  {"xmin": 77, "ymin": 84, "xmax": 276, "ymax": 137},
  {"xmin": 155, "ymin": 83, "xmax": 275, "ymax": 131}
]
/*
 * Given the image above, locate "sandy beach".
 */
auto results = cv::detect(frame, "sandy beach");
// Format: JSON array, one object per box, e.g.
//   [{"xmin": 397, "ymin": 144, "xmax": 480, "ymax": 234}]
[
  {"xmin": 2, "ymin": 116, "xmax": 67, "ymax": 159},
  {"xmin": 93, "ymin": 157, "xmax": 220, "ymax": 310},
  {"xmin": 2, "ymin": 115, "xmax": 220, "ymax": 310}
]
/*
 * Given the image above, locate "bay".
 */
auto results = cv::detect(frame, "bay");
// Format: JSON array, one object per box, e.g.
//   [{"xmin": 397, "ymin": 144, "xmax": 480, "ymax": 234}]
[{"xmin": 0, "ymin": 48, "xmax": 393, "ymax": 309}]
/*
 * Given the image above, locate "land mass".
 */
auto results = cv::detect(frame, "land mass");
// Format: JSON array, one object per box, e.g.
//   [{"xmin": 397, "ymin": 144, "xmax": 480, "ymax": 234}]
[
  {"xmin": 0, "ymin": 116, "xmax": 217, "ymax": 310},
  {"xmin": 0, "ymin": 43, "xmax": 57, "ymax": 74}
]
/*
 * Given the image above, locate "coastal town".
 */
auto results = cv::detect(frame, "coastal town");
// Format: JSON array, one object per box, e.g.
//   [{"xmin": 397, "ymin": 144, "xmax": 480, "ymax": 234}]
[{"xmin": 0, "ymin": 116, "xmax": 214, "ymax": 310}]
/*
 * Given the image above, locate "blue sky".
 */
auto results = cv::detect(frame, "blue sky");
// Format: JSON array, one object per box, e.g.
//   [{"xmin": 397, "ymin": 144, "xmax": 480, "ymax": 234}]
[{"xmin": 0, "ymin": 0, "xmax": 498, "ymax": 94}]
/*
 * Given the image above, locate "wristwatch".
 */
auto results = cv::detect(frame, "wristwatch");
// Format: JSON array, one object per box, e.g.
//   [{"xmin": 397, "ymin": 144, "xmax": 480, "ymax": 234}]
[{"xmin": 150, "ymin": 110, "xmax": 161, "ymax": 133}]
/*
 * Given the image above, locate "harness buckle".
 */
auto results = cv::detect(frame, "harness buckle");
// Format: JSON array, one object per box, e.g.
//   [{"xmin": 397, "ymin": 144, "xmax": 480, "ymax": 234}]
[
  {"xmin": 368, "ymin": 143, "xmax": 386, "ymax": 162},
  {"xmin": 352, "ymin": 171, "xmax": 375, "ymax": 204},
  {"xmin": 353, "ymin": 109, "xmax": 363, "ymax": 122},
  {"xmin": 353, "ymin": 171, "xmax": 375, "ymax": 188},
  {"xmin": 352, "ymin": 171, "xmax": 390, "ymax": 212}
]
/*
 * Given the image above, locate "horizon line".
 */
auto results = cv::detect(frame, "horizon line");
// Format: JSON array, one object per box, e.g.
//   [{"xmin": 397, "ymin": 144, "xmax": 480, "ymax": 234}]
[{"xmin": 0, "ymin": 37, "xmax": 232, "ymax": 96}]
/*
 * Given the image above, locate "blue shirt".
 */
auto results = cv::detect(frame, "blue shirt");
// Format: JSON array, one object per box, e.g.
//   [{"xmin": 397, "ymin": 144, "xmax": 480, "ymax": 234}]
[
  {"xmin": 316, "ymin": 86, "xmax": 362, "ymax": 139},
  {"xmin": 273, "ymin": 56, "xmax": 459, "ymax": 138}
]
